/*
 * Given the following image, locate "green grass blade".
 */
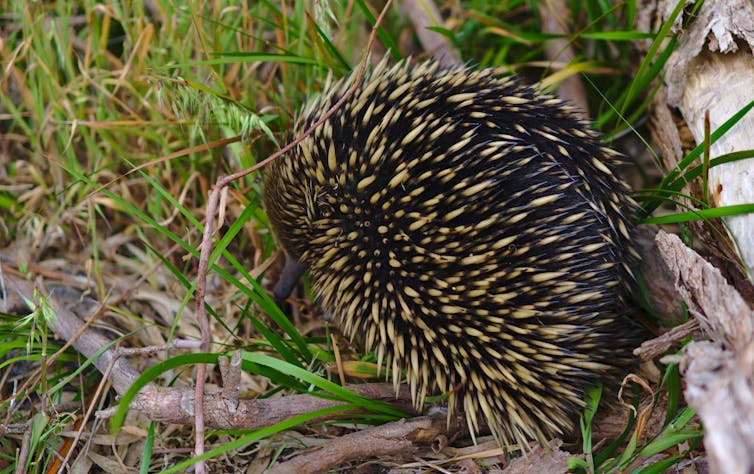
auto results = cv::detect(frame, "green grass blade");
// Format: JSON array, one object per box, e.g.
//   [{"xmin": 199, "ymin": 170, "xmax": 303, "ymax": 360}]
[
  {"xmin": 642, "ymin": 98, "xmax": 754, "ymax": 215},
  {"xmin": 241, "ymin": 352, "xmax": 409, "ymax": 418},
  {"xmin": 643, "ymin": 203, "xmax": 754, "ymax": 225}
]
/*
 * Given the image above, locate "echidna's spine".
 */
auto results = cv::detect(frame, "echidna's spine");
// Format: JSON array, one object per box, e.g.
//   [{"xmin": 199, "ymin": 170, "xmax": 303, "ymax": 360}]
[{"xmin": 264, "ymin": 57, "xmax": 639, "ymax": 449}]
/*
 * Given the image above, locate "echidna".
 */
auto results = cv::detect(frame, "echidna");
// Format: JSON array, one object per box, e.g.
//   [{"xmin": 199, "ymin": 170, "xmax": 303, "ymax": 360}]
[{"xmin": 264, "ymin": 58, "xmax": 640, "ymax": 449}]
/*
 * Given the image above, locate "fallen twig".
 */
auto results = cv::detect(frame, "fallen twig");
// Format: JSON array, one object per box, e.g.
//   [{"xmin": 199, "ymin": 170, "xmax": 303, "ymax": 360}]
[{"xmin": 266, "ymin": 412, "xmax": 467, "ymax": 474}]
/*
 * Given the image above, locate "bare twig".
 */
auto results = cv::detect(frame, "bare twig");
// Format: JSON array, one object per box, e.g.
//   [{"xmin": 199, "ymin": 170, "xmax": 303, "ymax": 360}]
[
  {"xmin": 540, "ymin": 0, "xmax": 589, "ymax": 114},
  {"xmin": 400, "ymin": 0, "xmax": 459, "ymax": 65},
  {"xmin": 266, "ymin": 412, "xmax": 467, "ymax": 474},
  {"xmin": 634, "ymin": 319, "xmax": 699, "ymax": 360},
  {"xmin": 219, "ymin": 351, "xmax": 242, "ymax": 412},
  {"xmin": 14, "ymin": 423, "xmax": 32, "ymax": 474}
]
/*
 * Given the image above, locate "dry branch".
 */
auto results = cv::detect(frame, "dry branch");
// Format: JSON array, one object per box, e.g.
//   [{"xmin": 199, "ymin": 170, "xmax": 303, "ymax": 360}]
[
  {"xmin": 1, "ymin": 273, "xmax": 415, "ymax": 431},
  {"xmin": 656, "ymin": 230, "xmax": 754, "ymax": 474},
  {"xmin": 540, "ymin": 0, "xmax": 589, "ymax": 114},
  {"xmin": 656, "ymin": 231, "xmax": 754, "ymax": 347},
  {"xmin": 634, "ymin": 319, "xmax": 698, "ymax": 361},
  {"xmin": 267, "ymin": 413, "xmax": 468, "ymax": 474},
  {"xmin": 633, "ymin": 225, "xmax": 685, "ymax": 320}
]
